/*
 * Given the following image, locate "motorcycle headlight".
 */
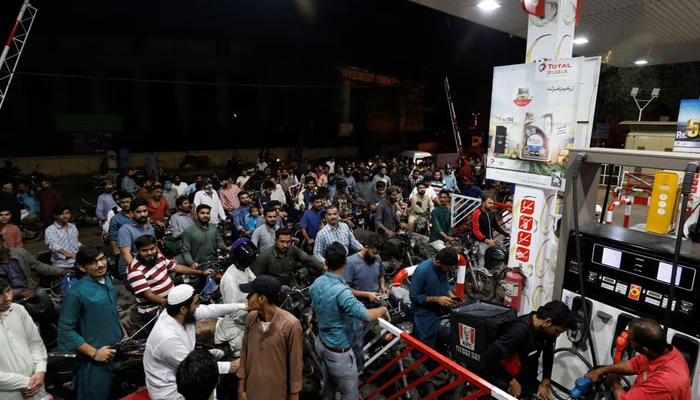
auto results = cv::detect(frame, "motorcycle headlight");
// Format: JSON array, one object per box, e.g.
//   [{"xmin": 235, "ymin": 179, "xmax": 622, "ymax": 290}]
[
  {"xmin": 410, "ymin": 238, "xmax": 417, "ymax": 248},
  {"xmin": 301, "ymin": 307, "xmax": 314, "ymax": 325}
]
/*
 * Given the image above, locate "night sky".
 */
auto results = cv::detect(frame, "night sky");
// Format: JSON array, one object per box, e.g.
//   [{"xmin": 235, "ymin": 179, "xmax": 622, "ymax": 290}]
[{"xmin": 0, "ymin": 0, "xmax": 525, "ymax": 156}]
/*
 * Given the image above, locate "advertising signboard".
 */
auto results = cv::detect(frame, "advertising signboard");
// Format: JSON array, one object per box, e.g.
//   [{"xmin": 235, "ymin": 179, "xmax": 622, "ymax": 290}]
[
  {"xmin": 485, "ymin": 57, "xmax": 584, "ymax": 191},
  {"xmin": 673, "ymin": 99, "xmax": 700, "ymax": 153}
]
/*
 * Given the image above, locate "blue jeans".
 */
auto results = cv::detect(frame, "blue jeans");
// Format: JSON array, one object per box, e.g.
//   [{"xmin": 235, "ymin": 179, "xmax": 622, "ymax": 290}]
[{"xmin": 315, "ymin": 337, "xmax": 359, "ymax": 400}]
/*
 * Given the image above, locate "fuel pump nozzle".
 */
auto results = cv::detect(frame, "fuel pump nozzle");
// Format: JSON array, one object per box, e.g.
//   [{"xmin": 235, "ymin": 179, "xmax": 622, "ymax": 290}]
[{"xmin": 569, "ymin": 377, "xmax": 594, "ymax": 399}]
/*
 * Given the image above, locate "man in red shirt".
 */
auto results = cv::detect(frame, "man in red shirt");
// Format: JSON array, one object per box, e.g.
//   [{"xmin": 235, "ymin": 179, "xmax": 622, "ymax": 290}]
[
  {"xmin": 127, "ymin": 235, "xmax": 213, "ymax": 322},
  {"xmin": 586, "ymin": 317, "xmax": 691, "ymax": 400},
  {"xmin": 147, "ymin": 184, "xmax": 170, "ymax": 223}
]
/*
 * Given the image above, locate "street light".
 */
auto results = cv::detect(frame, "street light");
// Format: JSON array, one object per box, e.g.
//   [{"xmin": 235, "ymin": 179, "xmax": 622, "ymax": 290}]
[{"xmin": 631, "ymin": 87, "xmax": 660, "ymax": 121}]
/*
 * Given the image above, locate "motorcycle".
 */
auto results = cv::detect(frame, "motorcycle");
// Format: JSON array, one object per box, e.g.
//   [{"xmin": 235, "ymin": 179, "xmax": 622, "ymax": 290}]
[
  {"xmin": 173, "ymin": 252, "xmax": 233, "ymax": 303},
  {"xmin": 73, "ymin": 199, "xmax": 100, "ymax": 227},
  {"xmin": 358, "ymin": 287, "xmax": 435, "ymax": 399},
  {"xmin": 457, "ymin": 236, "xmax": 509, "ymax": 302},
  {"xmin": 280, "ymin": 286, "xmax": 322, "ymax": 397},
  {"xmin": 45, "ymin": 310, "xmax": 157, "ymax": 400},
  {"xmin": 217, "ymin": 219, "xmax": 235, "ymax": 246},
  {"xmin": 179, "ymin": 154, "xmax": 210, "ymax": 168},
  {"xmin": 20, "ymin": 217, "xmax": 44, "ymax": 242},
  {"xmin": 381, "ymin": 231, "xmax": 426, "ymax": 277}
]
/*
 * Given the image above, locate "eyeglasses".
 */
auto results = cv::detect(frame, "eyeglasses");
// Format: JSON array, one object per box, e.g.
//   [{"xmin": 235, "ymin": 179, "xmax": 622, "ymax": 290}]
[{"xmin": 86, "ymin": 256, "xmax": 108, "ymax": 269}]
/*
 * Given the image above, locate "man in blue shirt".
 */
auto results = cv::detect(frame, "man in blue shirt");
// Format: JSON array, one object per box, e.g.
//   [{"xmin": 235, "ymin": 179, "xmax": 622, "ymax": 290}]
[
  {"xmin": 343, "ymin": 233, "xmax": 388, "ymax": 371},
  {"xmin": 310, "ymin": 242, "xmax": 389, "ymax": 400},
  {"xmin": 409, "ymin": 247, "xmax": 459, "ymax": 354},
  {"xmin": 58, "ymin": 247, "xmax": 124, "ymax": 400},
  {"xmin": 117, "ymin": 198, "xmax": 155, "ymax": 284},
  {"xmin": 233, "ymin": 191, "xmax": 253, "ymax": 239},
  {"xmin": 95, "ymin": 179, "xmax": 118, "ymax": 223},
  {"xmin": 462, "ymin": 177, "xmax": 486, "ymax": 199},
  {"xmin": 16, "ymin": 182, "xmax": 39, "ymax": 221},
  {"xmin": 300, "ymin": 194, "xmax": 324, "ymax": 252},
  {"xmin": 107, "ymin": 191, "xmax": 132, "ymax": 257}
]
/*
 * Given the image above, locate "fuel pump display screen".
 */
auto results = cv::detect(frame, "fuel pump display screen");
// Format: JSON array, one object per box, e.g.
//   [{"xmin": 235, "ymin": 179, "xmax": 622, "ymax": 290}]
[
  {"xmin": 564, "ymin": 223, "xmax": 700, "ymax": 336},
  {"xmin": 592, "ymin": 244, "xmax": 696, "ymax": 291}
]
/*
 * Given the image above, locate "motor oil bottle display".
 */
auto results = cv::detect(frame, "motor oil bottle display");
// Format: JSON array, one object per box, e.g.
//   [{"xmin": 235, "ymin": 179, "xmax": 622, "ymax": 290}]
[{"xmin": 520, "ymin": 112, "xmax": 553, "ymax": 162}]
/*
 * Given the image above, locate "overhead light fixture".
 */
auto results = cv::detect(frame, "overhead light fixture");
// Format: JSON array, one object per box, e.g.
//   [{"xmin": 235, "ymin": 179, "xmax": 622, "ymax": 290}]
[
  {"xmin": 631, "ymin": 87, "xmax": 639, "ymax": 97},
  {"xmin": 573, "ymin": 37, "xmax": 589, "ymax": 45},
  {"xmin": 651, "ymin": 88, "xmax": 660, "ymax": 98},
  {"xmin": 477, "ymin": 0, "xmax": 501, "ymax": 11},
  {"xmin": 634, "ymin": 59, "xmax": 648, "ymax": 65}
]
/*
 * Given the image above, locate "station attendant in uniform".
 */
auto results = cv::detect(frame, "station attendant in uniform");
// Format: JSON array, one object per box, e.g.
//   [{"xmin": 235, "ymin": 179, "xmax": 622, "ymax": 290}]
[{"xmin": 585, "ymin": 317, "xmax": 692, "ymax": 400}]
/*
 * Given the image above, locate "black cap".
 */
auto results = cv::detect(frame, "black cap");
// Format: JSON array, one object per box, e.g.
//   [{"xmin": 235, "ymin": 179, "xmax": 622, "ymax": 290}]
[{"xmin": 239, "ymin": 275, "xmax": 282, "ymax": 298}]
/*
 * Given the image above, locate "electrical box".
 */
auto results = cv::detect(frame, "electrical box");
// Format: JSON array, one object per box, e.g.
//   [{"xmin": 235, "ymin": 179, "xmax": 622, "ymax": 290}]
[{"xmin": 646, "ymin": 170, "xmax": 682, "ymax": 234}]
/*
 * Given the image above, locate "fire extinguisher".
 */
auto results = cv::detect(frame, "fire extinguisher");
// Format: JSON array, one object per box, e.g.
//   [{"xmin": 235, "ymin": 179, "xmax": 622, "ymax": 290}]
[{"xmin": 503, "ymin": 268, "xmax": 525, "ymax": 311}]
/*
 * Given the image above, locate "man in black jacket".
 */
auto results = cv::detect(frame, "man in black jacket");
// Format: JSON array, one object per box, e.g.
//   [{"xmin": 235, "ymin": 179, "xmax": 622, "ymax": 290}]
[
  {"xmin": 472, "ymin": 197, "xmax": 509, "ymax": 269},
  {"xmin": 483, "ymin": 300, "xmax": 575, "ymax": 399}
]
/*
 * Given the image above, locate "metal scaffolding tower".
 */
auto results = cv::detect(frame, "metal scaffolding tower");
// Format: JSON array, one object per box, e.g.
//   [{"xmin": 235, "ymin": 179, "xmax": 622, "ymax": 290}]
[
  {"xmin": 0, "ymin": 0, "xmax": 38, "ymax": 112},
  {"xmin": 444, "ymin": 77, "xmax": 465, "ymax": 159}
]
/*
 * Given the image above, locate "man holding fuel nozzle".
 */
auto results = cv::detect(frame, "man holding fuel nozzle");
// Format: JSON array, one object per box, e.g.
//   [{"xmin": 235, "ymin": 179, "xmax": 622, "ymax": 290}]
[
  {"xmin": 483, "ymin": 300, "xmax": 575, "ymax": 399},
  {"xmin": 585, "ymin": 317, "xmax": 691, "ymax": 400}
]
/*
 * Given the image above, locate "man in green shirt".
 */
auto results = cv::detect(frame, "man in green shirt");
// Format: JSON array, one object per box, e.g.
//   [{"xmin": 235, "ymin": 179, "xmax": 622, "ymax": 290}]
[
  {"xmin": 251, "ymin": 227, "xmax": 324, "ymax": 287},
  {"xmin": 429, "ymin": 190, "xmax": 454, "ymax": 251},
  {"xmin": 57, "ymin": 247, "xmax": 125, "ymax": 400},
  {"xmin": 181, "ymin": 204, "xmax": 229, "ymax": 268}
]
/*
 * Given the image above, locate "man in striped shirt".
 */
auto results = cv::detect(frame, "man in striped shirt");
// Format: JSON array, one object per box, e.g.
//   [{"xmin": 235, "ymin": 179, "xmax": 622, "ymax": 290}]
[{"xmin": 127, "ymin": 235, "xmax": 213, "ymax": 322}]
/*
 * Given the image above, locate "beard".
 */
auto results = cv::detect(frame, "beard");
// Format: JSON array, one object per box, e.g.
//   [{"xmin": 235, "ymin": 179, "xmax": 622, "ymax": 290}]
[
  {"xmin": 363, "ymin": 253, "xmax": 376, "ymax": 264},
  {"xmin": 136, "ymin": 216, "xmax": 148, "ymax": 225},
  {"xmin": 199, "ymin": 217, "xmax": 210, "ymax": 224},
  {"xmin": 136, "ymin": 254, "xmax": 157, "ymax": 267},
  {"xmin": 185, "ymin": 311, "xmax": 196, "ymax": 325}
]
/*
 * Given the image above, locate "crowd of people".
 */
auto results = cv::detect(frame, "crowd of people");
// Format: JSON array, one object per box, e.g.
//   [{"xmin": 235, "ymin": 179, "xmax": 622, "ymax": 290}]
[{"xmin": 0, "ymin": 152, "xmax": 691, "ymax": 400}]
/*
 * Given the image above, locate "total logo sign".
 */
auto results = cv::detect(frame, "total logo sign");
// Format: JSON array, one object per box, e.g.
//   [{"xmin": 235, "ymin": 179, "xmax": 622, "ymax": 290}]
[
  {"xmin": 536, "ymin": 62, "xmax": 576, "ymax": 81},
  {"xmin": 515, "ymin": 198, "xmax": 536, "ymax": 263}
]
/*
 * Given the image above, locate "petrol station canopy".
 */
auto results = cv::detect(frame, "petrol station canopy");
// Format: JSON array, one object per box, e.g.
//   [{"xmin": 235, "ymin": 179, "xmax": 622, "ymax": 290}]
[{"xmin": 407, "ymin": 0, "xmax": 700, "ymax": 67}]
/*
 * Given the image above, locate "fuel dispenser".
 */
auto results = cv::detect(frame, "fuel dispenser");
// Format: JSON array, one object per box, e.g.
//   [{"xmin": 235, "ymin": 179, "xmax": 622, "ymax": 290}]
[{"xmin": 550, "ymin": 148, "xmax": 700, "ymax": 398}]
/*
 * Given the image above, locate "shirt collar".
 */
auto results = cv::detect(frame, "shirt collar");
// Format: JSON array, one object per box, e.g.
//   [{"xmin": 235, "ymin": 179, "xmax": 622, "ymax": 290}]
[
  {"xmin": 1, "ymin": 305, "xmax": 14, "ymax": 317},
  {"xmin": 273, "ymin": 247, "xmax": 288, "ymax": 259},
  {"xmin": 324, "ymin": 272, "xmax": 345, "ymax": 283},
  {"xmin": 647, "ymin": 346, "xmax": 677, "ymax": 371}
]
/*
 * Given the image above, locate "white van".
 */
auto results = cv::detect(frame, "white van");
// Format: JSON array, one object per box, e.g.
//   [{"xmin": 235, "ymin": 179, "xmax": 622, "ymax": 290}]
[{"xmin": 397, "ymin": 151, "xmax": 433, "ymax": 166}]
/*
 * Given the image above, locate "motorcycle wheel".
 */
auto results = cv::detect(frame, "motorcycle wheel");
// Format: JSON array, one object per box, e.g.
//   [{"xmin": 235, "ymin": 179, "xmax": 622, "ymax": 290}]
[
  {"xmin": 464, "ymin": 270, "xmax": 495, "ymax": 302},
  {"xmin": 451, "ymin": 380, "xmax": 488, "ymax": 400},
  {"xmin": 392, "ymin": 357, "xmax": 434, "ymax": 399}
]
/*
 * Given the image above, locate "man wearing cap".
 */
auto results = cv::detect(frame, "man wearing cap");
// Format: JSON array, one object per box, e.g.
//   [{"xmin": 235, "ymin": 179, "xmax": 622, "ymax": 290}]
[
  {"xmin": 144, "ymin": 284, "xmax": 247, "ymax": 400},
  {"xmin": 193, "ymin": 178, "xmax": 227, "ymax": 226},
  {"xmin": 95, "ymin": 179, "xmax": 117, "ymax": 223},
  {"xmin": 409, "ymin": 248, "xmax": 459, "ymax": 353},
  {"xmin": 375, "ymin": 187, "xmax": 406, "ymax": 239},
  {"xmin": 444, "ymin": 164, "xmax": 458, "ymax": 191},
  {"xmin": 120, "ymin": 168, "xmax": 138, "ymax": 195},
  {"xmin": 310, "ymin": 242, "xmax": 390, "ymax": 400},
  {"xmin": 354, "ymin": 170, "xmax": 373, "ymax": 207},
  {"xmin": 237, "ymin": 275, "xmax": 303, "ymax": 400}
]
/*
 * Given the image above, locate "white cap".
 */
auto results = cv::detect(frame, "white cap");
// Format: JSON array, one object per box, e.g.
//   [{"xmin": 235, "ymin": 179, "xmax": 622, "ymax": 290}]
[
  {"xmin": 596, "ymin": 204, "xmax": 602, "ymax": 213},
  {"xmin": 167, "ymin": 284, "xmax": 195, "ymax": 305}
]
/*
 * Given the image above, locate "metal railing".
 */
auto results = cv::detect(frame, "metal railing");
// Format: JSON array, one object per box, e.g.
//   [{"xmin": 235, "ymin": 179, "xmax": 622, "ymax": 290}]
[{"xmin": 361, "ymin": 318, "xmax": 516, "ymax": 400}]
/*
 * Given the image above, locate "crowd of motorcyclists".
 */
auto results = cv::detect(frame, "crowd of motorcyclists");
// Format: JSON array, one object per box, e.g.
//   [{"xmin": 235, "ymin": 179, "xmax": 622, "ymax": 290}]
[{"xmin": 1, "ymin": 152, "xmax": 521, "ymax": 400}]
